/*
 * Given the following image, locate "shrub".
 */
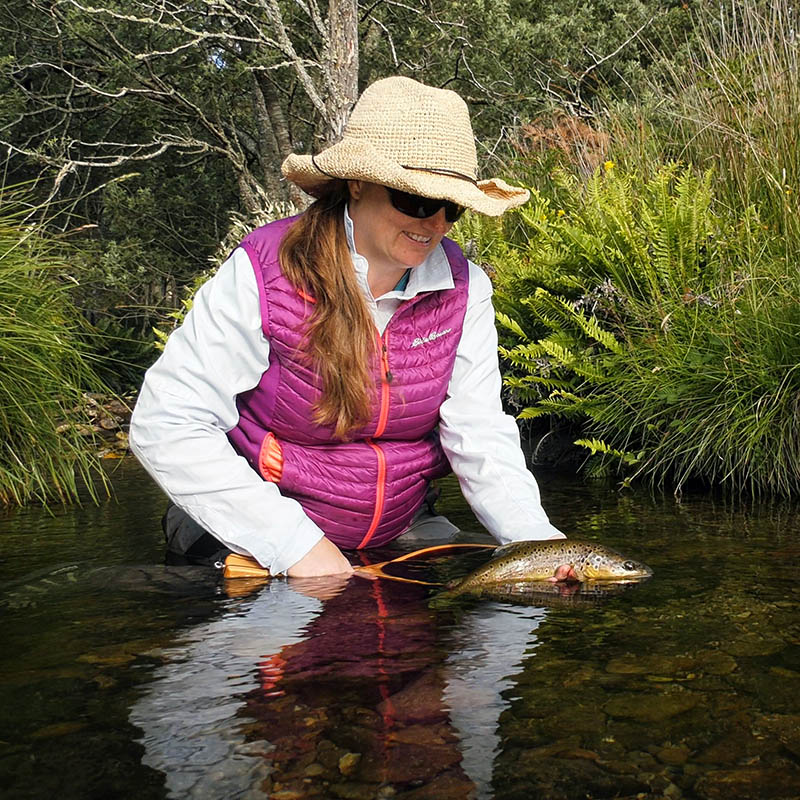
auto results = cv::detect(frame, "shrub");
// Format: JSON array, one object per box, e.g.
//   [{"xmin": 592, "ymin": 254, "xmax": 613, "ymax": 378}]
[
  {"xmin": 153, "ymin": 202, "xmax": 298, "ymax": 350},
  {"xmin": 493, "ymin": 162, "xmax": 800, "ymax": 495}
]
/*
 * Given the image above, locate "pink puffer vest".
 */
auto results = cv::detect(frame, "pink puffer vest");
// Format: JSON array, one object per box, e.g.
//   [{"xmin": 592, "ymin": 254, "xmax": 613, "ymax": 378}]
[{"xmin": 227, "ymin": 216, "xmax": 470, "ymax": 548}]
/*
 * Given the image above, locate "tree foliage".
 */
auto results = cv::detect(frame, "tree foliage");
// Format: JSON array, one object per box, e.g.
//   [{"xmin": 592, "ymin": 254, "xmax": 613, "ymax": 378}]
[{"xmin": 0, "ymin": 0, "xmax": 699, "ymax": 337}]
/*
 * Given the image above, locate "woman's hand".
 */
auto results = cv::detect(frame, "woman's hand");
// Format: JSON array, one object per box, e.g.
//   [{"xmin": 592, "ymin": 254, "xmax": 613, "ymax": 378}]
[{"xmin": 287, "ymin": 536, "xmax": 354, "ymax": 578}]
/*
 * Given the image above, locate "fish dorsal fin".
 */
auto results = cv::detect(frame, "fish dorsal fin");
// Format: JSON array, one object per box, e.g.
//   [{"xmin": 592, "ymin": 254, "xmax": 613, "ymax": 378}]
[{"xmin": 491, "ymin": 541, "xmax": 534, "ymax": 557}]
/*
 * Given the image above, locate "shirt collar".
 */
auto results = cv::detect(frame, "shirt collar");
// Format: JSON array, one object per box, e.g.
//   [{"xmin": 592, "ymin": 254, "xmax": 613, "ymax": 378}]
[{"xmin": 343, "ymin": 205, "xmax": 454, "ymax": 300}]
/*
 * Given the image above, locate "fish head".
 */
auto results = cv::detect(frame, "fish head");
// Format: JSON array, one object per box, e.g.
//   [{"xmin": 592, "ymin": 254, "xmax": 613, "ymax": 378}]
[{"xmin": 579, "ymin": 545, "xmax": 653, "ymax": 581}]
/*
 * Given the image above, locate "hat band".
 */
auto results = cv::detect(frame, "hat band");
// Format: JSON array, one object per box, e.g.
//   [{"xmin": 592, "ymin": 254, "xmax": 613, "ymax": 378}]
[
  {"xmin": 311, "ymin": 154, "xmax": 338, "ymax": 179},
  {"xmin": 401, "ymin": 165, "xmax": 478, "ymax": 186},
  {"xmin": 310, "ymin": 154, "xmax": 478, "ymax": 188}
]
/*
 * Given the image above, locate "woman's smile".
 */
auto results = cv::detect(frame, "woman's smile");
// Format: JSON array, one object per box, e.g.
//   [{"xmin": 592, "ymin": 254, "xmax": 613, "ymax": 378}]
[{"xmin": 404, "ymin": 230, "xmax": 433, "ymax": 245}]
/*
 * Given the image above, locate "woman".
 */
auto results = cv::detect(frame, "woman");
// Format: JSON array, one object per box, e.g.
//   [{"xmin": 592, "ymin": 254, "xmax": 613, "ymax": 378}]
[{"xmin": 130, "ymin": 76, "xmax": 566, "ymax": 579}]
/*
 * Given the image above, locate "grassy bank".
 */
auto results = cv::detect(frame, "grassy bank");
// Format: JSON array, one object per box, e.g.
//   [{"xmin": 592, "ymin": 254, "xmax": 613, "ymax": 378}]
[{"xmin": 0, "ymin": 186, "xmax": 109, "ymax": 505}]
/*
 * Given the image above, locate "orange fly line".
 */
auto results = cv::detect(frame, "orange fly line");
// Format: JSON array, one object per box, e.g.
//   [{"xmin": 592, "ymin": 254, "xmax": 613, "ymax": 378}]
[{"xmin": 223, "ymin": 542, "xmax": 496, "ymax": 583}]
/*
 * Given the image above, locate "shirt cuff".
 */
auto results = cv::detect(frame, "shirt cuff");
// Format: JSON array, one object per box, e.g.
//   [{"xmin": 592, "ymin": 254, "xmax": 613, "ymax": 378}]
[{"xmin": 266, "ymin": 526, "xmax": 325, "ymax": 576}]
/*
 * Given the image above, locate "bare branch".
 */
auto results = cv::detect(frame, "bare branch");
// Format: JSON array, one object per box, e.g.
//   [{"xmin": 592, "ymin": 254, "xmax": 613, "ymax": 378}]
[
  {"xmin": 292, "ymin": 0, "xmax": 327, "ymax": 40},
  {"xmin": 367, "ymin": 16, "xmax": 398, "ymax": 66},
  {"xmin": 262, "ymin": 0, "xmax": 327, "ymax": 117},
  {"xmin": 2, "ymin": 136, "xmax": 218, "ymax": 169},
  {"xmin": 16, "ymin": 62, "xmax": 175, "ymax": 100},
  {"xmin": 574, "ymin": 16, "xmax": 656, "ymax": 110}
]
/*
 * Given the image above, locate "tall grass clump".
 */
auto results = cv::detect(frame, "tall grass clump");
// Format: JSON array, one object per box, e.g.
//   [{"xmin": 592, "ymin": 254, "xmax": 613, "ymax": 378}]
[
  {"xmin": 653, "ymin": 0, "xmax": 800, "ymax": 246},
  {"xmin": 0, "ymin": 186, "xmax": 108, "ymax": 505}
]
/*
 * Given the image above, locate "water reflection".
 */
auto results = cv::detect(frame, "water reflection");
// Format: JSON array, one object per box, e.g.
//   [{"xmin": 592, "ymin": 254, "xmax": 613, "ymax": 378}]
[
  {"xmin": 130, "ymin": 583, "xmax": 320, "ymax": 798},
  {"xmin": 443, "ymin": 603, "xmax": 546, "ymax": 797},
  {"xmin": 129, "ymin": 562, "xmax": 547, "ymax": 799}
]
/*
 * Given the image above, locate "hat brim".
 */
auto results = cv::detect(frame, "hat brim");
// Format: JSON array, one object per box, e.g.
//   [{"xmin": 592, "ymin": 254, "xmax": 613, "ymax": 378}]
[{"xmin": 281, "ymin": 139, "xmax": 529, "ymax": 217}]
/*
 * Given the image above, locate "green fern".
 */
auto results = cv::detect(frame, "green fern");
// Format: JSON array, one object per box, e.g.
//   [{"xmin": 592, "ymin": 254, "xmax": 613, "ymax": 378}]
[
  {"xmin": 574, "ymin": 438, "xmax": 641, "ymax": 466},
  {"xmin": 495, "ymin": 312, "xmax": 527, "ymax": 339},
  {"xmin": 489, "ymin": 162, "xmax": 791, "ymax": 490}
]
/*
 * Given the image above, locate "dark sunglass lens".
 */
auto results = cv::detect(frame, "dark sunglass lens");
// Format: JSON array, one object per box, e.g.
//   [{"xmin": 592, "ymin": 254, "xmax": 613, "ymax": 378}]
[
  {"xmin": 388, "ymin": 187, "xmax": 465, "ymax": 222},
  {"xmin": 389, "ymin": 189, "xmax": 428, "ymax": 218},
  {"xmin": 444, "ymin": 202, "xmax": 466, "ymax": 223}
]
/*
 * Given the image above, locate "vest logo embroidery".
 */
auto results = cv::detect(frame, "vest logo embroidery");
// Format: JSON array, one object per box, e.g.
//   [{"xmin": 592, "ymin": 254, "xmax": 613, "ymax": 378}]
[{"xmin": 411, "ymin": 328, "xmax": 452, "ymax": 348}]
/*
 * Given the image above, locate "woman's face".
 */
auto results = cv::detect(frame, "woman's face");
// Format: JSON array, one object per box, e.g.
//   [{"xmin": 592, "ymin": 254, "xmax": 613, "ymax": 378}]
[{"xmin": 347, "ymin": 181, "xmax": 454, "ymax": 271}]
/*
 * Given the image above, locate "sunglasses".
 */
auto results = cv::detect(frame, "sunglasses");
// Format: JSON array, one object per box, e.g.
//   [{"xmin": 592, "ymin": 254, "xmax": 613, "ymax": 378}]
[{"xmin": 386, "ymin": 187, "xmax": 466, "ymax": 223}]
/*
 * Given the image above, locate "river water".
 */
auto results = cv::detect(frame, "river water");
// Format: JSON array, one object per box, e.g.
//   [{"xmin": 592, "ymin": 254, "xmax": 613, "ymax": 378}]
[{"xmin": 2, "ymin": 458, "xmax": 800, "ymax": 800}]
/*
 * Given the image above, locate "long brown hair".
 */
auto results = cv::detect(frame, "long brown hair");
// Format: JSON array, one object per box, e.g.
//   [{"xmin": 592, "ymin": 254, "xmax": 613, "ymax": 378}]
[{"xmin": 278, "ymin": 181, "xmax": 376, "ymax": 439}]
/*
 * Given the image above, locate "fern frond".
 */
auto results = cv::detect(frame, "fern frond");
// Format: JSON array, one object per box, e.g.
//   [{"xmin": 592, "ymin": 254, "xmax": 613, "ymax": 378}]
[
  {"xmin": 499, "ymin": 341, "xmax": 549, "ymax": 361},
  {"xmin": 575, "ymin": 438, "xmax": 640, "ymax": 465},
  {"xmin": 495, "ymin": 312, "xmax": 528, "ymax": 340},
  {"xmin": 538, "ymin": 338, "xmax": 578, "ymax": 366},
  {"xmin": 504, "ymin": 375, "xmax": 573, "ymax": 391},
  {"xmin": 573, "ymin": 313, "xmax": 622, "ymax": 353}
]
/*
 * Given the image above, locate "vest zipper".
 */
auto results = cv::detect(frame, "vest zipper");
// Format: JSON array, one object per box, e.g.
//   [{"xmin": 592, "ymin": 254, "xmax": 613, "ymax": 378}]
[
  {"xmin": 375, "ymin": 328, "xmax": 391, "ymax": 437},
  {"xmin": 358, "ymin": 329, "xmax": 392, "ymax": 548},
  {"xmin": 358, "ymin": 440, "xmax": 386, "ymax": 548}
]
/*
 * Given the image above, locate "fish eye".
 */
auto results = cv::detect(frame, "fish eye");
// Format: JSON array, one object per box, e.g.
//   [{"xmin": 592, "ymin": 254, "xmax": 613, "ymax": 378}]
[{"xmin": 623, "ymin": 561, "xmax": 636, "ymax": 570}]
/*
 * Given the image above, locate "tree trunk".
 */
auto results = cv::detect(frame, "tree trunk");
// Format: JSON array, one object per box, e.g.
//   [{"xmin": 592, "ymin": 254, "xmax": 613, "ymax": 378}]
[
  {"xmin": 325, "ymin": 0, "xmax": 359, "ymax": 145},
  {"xmin": 250, "ymin": 73, "xmax": 283, "ymax": 198},
  {"xmin": 256, "ymin": 74, "xmax": 308, "ymax": 208}
]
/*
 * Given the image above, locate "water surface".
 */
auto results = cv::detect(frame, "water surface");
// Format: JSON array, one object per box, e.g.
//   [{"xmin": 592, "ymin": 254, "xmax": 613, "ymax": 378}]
[{"xmin": 2, "ymin": 459, "xmax": 800, "ymax": 799}]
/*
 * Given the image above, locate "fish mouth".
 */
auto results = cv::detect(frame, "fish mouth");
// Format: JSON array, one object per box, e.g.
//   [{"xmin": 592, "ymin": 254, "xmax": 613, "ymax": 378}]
[
  {"xmin": 583, "ymin": 560, "xmax": 653, "ymax": 582},
  {"xmin": 627, "ymin": 563, "xmax": 655, "ymax": 579},
  {"xmin": 582, "ymin": 569, "xmax": 653, "ymax": 582}
]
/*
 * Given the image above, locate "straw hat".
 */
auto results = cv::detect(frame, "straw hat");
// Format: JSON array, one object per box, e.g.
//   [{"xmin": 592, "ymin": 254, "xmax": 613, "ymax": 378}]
[{"xmin": 281, "ymin": 76, "xmax": 529, "ymax": 217}]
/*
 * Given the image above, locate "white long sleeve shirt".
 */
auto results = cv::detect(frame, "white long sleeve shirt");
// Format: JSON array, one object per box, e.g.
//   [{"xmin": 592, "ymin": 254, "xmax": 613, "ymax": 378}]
[{"xmin": 129, "ymin": 213, "xmax": 564, "ymax": 574}]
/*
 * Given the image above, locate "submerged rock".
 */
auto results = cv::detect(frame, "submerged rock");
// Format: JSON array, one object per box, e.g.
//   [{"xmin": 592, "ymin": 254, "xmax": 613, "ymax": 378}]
[
  {"xmin": 693, "ymin": 765, "xmax": 800, "ymax": 799},
  {"xmin": 338, "ymin": 752, "xmax": 361, "ymax": 776},
  {"xmin": 329, "ymin": 783, "xmax": 383, "ymax": 800},
  {"xmin": 605, "ymin": 650, "xmax": 737, "ymax": 678},
  {"xmin": 497, "ymin": 755, "xmax": 649, "ymax": 800},
  {"xmin": 722, "ymin": 634, "xmax": 785, "ymax": 658},
  {"xmin": 655, "ymin": 743, "xmax": 691, "ymax": 765},
  {"xmin": 603, "ymin": 689, "xmax": 703, "ymax": 722},
  {"xmin": 606, "ymin": 653, "xmax": 696, "ymax": 676},
  {"xmin": 29, "ymin": 721, "xmax": 88, "ymax": 739},
  {"xmin": 694, "ymin": 723, "xmax": 780, "ymax": 765},
  {"xmin": 755, "ymin": 713, "xmax": 800, "ymax": 759}
]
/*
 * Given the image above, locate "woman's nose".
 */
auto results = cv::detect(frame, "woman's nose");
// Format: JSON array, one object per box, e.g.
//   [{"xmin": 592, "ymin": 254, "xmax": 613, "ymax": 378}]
[{"xmin": 423, "ymin": 207, "xmax": 452, "ymax": 234}]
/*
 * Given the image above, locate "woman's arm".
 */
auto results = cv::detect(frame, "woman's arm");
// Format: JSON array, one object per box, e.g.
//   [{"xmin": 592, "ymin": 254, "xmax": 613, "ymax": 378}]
[
  {"xmin": 437, "ymin": 264, "xmax": 565, "ymax": 543},
  {"xmin": 129, "ymin": 247, "xmax": 343, "ymax": 574}
]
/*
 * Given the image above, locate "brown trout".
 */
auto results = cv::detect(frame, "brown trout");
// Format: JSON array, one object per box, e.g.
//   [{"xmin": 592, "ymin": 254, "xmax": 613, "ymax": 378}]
[{"xmin": 443, "ymin": 539, "xmax": 653, "ymax": 598}]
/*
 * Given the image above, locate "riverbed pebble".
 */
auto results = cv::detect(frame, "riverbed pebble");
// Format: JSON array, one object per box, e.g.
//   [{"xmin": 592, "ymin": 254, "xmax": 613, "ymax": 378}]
[
  {"xmin": 603, "ymin": 689, "xmax": 703, "ymax": 722},
  {"xmin": 338, "ymin": 752, "xmax": 361, "ymax": 776}
]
